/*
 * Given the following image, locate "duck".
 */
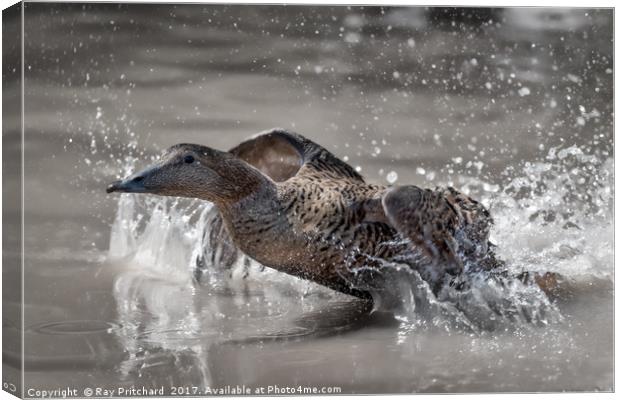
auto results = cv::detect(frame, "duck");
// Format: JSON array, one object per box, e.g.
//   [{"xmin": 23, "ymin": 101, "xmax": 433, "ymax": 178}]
[{"xmin": 106, "ymin": 128, "xmax": 556, "ymax": 301}]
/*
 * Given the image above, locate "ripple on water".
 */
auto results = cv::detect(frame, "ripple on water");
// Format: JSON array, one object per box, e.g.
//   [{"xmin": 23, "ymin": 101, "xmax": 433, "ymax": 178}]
[{"xmin": 27, "ymin": 320, "xmax": 121, "ymax": 336}]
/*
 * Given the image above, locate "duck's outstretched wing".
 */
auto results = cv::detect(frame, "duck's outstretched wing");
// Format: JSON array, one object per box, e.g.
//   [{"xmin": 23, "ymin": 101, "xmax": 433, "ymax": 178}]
[
  {"xmin": 381, "ymin": 185, "xmax": 493, "ymax": 275},
  {"xmin": 230, "ymin": 128, "xmax": 364, "ymax": 183}
]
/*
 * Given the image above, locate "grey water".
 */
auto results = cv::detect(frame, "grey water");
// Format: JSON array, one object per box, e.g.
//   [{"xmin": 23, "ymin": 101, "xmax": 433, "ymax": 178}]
[{"xmin": 3, "ymin": 4, "xmax": 613, "ymax": 395}]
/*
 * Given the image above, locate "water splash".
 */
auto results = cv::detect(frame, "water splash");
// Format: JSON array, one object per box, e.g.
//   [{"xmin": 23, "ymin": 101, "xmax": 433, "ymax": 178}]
[
  {"xmin": 107, "ymin": 144, "xmax": 613, "ymax": 332},
  {"xmin": 109, "ymin": 196, "xmax": 210, "ymax": 283},
  {"xmin": 488, "ymin": 146, "xmax": 613, "ymax": 281}
]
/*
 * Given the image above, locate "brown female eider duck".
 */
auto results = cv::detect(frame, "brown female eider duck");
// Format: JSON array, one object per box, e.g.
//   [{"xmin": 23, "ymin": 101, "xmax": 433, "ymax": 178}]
[{"xmin": 107, "ymin": 129, "xmax": 556, "ymax": 300}]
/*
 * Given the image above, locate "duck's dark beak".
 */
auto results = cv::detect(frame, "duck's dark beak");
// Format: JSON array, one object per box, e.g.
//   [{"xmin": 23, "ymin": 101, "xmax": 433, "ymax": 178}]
[
  {"xmin": 107, "ymin": 162, "xmax": 165, "ymax": 194},
  {"xmin": 106, "ymin": 175, "xmax": 147, "ymax": 194}
]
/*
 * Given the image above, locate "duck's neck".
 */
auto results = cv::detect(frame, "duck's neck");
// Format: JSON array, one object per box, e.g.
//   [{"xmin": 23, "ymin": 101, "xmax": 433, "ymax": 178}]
[
  {"xmin": 212, "ymin": 155, "xmax": 278, "ymax": 216},
  {"xmin": 219, "ymin": 177, "xmax": 279, "ymax": 218},
  {"xmin": 205, "ymin": 156, "xmax": 276, "ymax": 206}
]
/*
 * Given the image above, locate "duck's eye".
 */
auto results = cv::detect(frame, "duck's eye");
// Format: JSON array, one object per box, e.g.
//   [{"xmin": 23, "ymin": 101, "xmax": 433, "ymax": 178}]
[{"xmin": 184, "ymin": 155, "xmax": 195, "ymax": 164}]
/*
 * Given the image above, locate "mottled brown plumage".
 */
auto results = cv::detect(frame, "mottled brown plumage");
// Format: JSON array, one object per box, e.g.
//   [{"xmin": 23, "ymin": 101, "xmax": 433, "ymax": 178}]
[{"xmin": 107, "ymin": 129, "xmax": 496, "ymax": 299}]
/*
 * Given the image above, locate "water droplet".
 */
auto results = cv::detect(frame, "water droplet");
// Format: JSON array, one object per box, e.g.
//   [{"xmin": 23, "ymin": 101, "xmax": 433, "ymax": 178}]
[
  {"xmin": 386, "ymin": 171, "xmax": 398, "ymax": 184},
  {"xmin": 518, "ymin": 87, "xmax": 531, "ymax": 96}
]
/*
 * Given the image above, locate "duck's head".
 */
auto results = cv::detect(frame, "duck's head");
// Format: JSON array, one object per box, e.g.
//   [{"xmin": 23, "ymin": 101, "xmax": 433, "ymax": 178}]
[{"xmin": 106, "ymin": 144, "xmax": 268, "ymax": 204}]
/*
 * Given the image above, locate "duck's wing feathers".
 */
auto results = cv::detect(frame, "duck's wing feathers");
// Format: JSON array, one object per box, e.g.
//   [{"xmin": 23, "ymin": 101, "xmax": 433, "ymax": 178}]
[
  {"xmin": 381, "ymin": 185, "xmax": 493, "ymax": 275},
  {"xmin": 195, "ymin": 205, "xmax": 243, "ymax": 282},
  {"xmin": 229, "ymin": 129, "xmax": 364, "ymax": 183}
]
